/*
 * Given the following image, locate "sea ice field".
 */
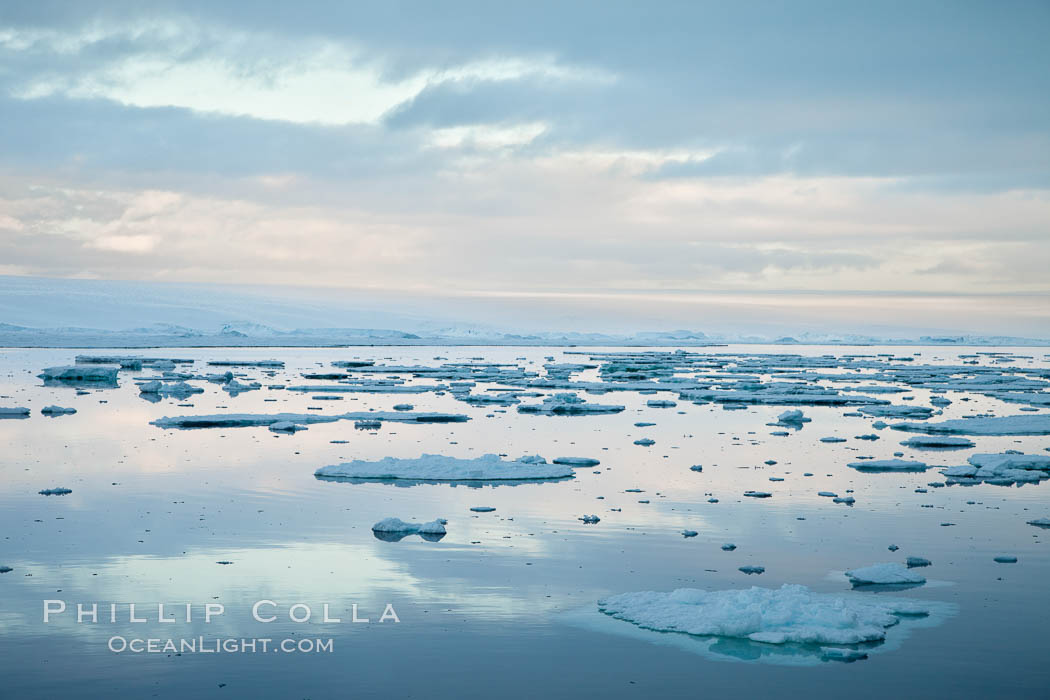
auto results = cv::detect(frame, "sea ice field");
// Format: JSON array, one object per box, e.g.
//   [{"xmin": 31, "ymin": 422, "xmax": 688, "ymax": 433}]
[{"xmin": 1, "ymin": 345, "xmax": 1048, "ymax": 698}]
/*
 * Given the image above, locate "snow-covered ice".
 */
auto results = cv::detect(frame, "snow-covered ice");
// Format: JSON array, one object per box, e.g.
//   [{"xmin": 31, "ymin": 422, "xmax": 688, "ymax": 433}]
[
  {"xmin": 845, "ymin": 563, "xmax": 926, "ymax": 586},
  {"xmin": 598, "ymin": 584, "xmax": 933, "ymax": 645},
  {"xmin": 316, "ymin": 454, "xmax": 574, "ymax": 481}
]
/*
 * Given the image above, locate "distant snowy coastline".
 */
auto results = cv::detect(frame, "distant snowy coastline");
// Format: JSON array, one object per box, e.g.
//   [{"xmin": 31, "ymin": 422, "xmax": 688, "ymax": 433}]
[{"xmin": 2, "ymin": 322, "xmax": 1048, "ymax": 348}]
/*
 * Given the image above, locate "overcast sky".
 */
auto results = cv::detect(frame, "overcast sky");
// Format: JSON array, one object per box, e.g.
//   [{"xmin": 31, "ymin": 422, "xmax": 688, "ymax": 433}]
[{"xmin": 0, "ymin": 2, "xmax": 1048, "ymax": 334}]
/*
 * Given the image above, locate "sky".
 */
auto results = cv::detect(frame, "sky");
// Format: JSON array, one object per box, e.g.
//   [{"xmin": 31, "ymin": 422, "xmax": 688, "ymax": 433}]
[{"xmin": 0, "ymin": 2, "xmax": 1048, "ymax": 336}]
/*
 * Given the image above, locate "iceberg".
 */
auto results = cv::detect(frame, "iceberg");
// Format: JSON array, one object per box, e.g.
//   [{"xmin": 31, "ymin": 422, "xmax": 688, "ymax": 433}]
[
  {"xmin": 315, "ymin": 454, "xmax": 574, "ymax": 481},
  {"xmin": 598, "ymin": 584, "xmax": 932, "ymax": 645}
]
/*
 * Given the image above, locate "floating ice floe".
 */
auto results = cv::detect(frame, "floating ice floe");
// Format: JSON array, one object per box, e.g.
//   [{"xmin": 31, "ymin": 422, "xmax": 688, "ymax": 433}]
[
  {"xmin": 940, "ymin": 452, "xmax": 1050, "ymax": 485},
  {"xmin": 39, "ymin": 365, "xmax": 119, "ymax": 383},
  {"xmin": 0, "ymin": 407, "xmax": 31, "ymax": 418},
  {"xmin": 845, "ymin": 563, "xmax": 925, "ymax": 586},
  {"xmin": 822, "ymin": 648, "xmax": 868, "ymax": 662},
  {"xmin": 634, "ymin": 438, "xmax": 656, "ymax": 446},
  {"xmin": 371, "ymin": 517, "xmax": 447, "ymax": 541},
  {"xmin": 682, "ymin": 530, "xmax": 698, "ymax": 538},
  {"xmin": 993, "ymin": 555, "xmax": 1018, "ymax": 563},
  {"xmin": 552, "ymin": 457, "xmax": 600, "ymax": 467},
  {"xmin": 579, "ymin": 515, "xmax": 601, "ymax": 524},
  {"xmin": 775, "ymin": 409, "xmax": 810, "ymax": 425},
  {"xmin": 517, "ymin": 393, "xmax": 625, "ymax": 415},
  {"xmin": 858, "ymin": 405, "xmax": 934, "ymax": 419},
  {"xmin": 743, "ymin": 491, "xmax": 772, "ymax": 498},
  {"xmin": 315, "ymin": 454, "xmax": 574, "ymax": 481},
  {"xmin": 286, "ymin": 383, "xmax": 436, "ymax": 394},
  {"xmin": 223, "ymin": 379, "xmax": 261, "ymax": 394},
  {"xmin": 598, "ymin": 584, "xmax": 934, "ymax": 645},
  {"xmin": 207, "ymin": 360, "xmax": 284, "ymax": 368},
  {"xmin": 41, "ymin": 405, "xmax": 76, "ymax": 416},
  {"xmin": 269, "ymin": 421, "xmax": 307, "ymax": 433},
  {"xmin": 847, "ymin": 459, "xmax": 928, "ymax": 472},
  {"xmin": 0, "ymin": 566, "xmax": 12, "ymax": 573},
  {"xmin": 891, "ymin": 415, "xmax": 1050, "ymax": 436},
  {"xmin": 820, "ymin": 437, "xmax": 846, "ymax": 443},
  {"xmin": 39, "ymin": 487, "xmax": 73, "ymax": 496},
  {"xmin": 139, "ymin": 380, "xmax": 203, "ymax": 396},
  {"xmin": 1027, "ymin": 518, "xmax": 1050, "ymax": 528},
  {"xmin": 899, "ymin": 436, "xmax": 976, "ymax": 449},
  {"xmin": 470, "ymin": 507, "xmax": 496, "ymax": 513},
  {"xmin": 906, "ymin": 557, "xmax": 932, "ymax": 568},
  {"xmin": 151, "ymin": 411, "xmax": 469, "ymax": 429}
]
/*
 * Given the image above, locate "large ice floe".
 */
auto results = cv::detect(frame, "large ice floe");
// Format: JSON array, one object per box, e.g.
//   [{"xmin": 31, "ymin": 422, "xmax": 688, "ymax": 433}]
[
  {"xmin": 891, "ymin": 415, "xmax": 1050, "ymax": 436},
  {"xmin": 517, "ymin": 393, "xmax": 625, "ymax": 415},
  {"xmin": 899, "ymin": 436, "xmax": 975, "ymax": 449},
  {"xmin": 316, "ymin": 454, "xmax": 574, "ymax": 481},
  {"xmin": 38, "ymin": 365, "xmax": 119, "ymax": 384},
  {"xmin": 847, "ymin": 459, "xmax": 928, "ymax": 472},
  {"xmin": 940, "ymin": 452, "xmax": 1050, "ymax": 485},
  {"xmin": 597, "ymin": 584, "xmax": 933, "ymax": 646},
  {"xmin": 151, "ymin": 411, "xmax": 468, "ymax": 429}
]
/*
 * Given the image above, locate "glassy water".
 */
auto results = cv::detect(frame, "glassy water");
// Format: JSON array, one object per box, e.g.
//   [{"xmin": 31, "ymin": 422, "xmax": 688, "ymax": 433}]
[{"xmin": 0, "ymin": 346, "xmax": 1047, "ymax": 698}]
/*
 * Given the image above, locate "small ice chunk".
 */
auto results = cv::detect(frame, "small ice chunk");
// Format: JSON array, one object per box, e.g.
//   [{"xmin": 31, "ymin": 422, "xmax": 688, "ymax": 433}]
[
  {"xmin": 269, "ymin": 421, "xmax": 307, "ymax": 433},
  {"xmin": 822, "ymin": 647, "xmax": 868, "ymax": 662},
  {"xmin": 552, "ymin": 457, "xmax": 600, "ymax": 467},
  {"xmin": 739, "ymin": 566, "xmax": 765, "ymax": 575},
  {"xmin": 777, "ymin": 409, "xmax": 810, "ymax": 424},
  {"xmin": 743, "ymin": 491, "xmax": 772, "ymax": 498},
  {"xmin": 721, "ymin": 543, "xmax": 737, "ymax": 551},
  {"xmin": 580, "ymin": 515, "xmax": 601, "ymax": 524},
  {"xmin": 39, "ymin": 487, "xmax": 73, "ymax": 496},
  {"xmin": 906, "ymin": 557, "xmax": 931, "ymax": 568},
  {"xmin": 634, "ymin": 438, "xmax": 656, "ymax": 446},
  {"xmin": 41, "ymin": 405, "xmax": 76, "ymax": 416},
  {"xmin": 681, "ymin": 530, "xmax": 698, "ymax": 538},
  {"xmin": 689, "ymin": 465, "xmax": 703, "ymax": 472},
  {"xmin": 993, "ymin": 555, "xmax": 1018, "ymax": 563},
  {"xmin": 372, "ymin": 517, "xmax": 447, "ymax": 535},
  {"xmin": 470, "ymin": 506, "xmax": 496, "ymax": 512}
]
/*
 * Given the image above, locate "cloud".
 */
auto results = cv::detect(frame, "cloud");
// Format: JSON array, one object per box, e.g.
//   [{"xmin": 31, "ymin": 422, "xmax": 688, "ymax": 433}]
[{"xmin": 0, "ymin": 1, "xmax": 1046, "ymax": 323}]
